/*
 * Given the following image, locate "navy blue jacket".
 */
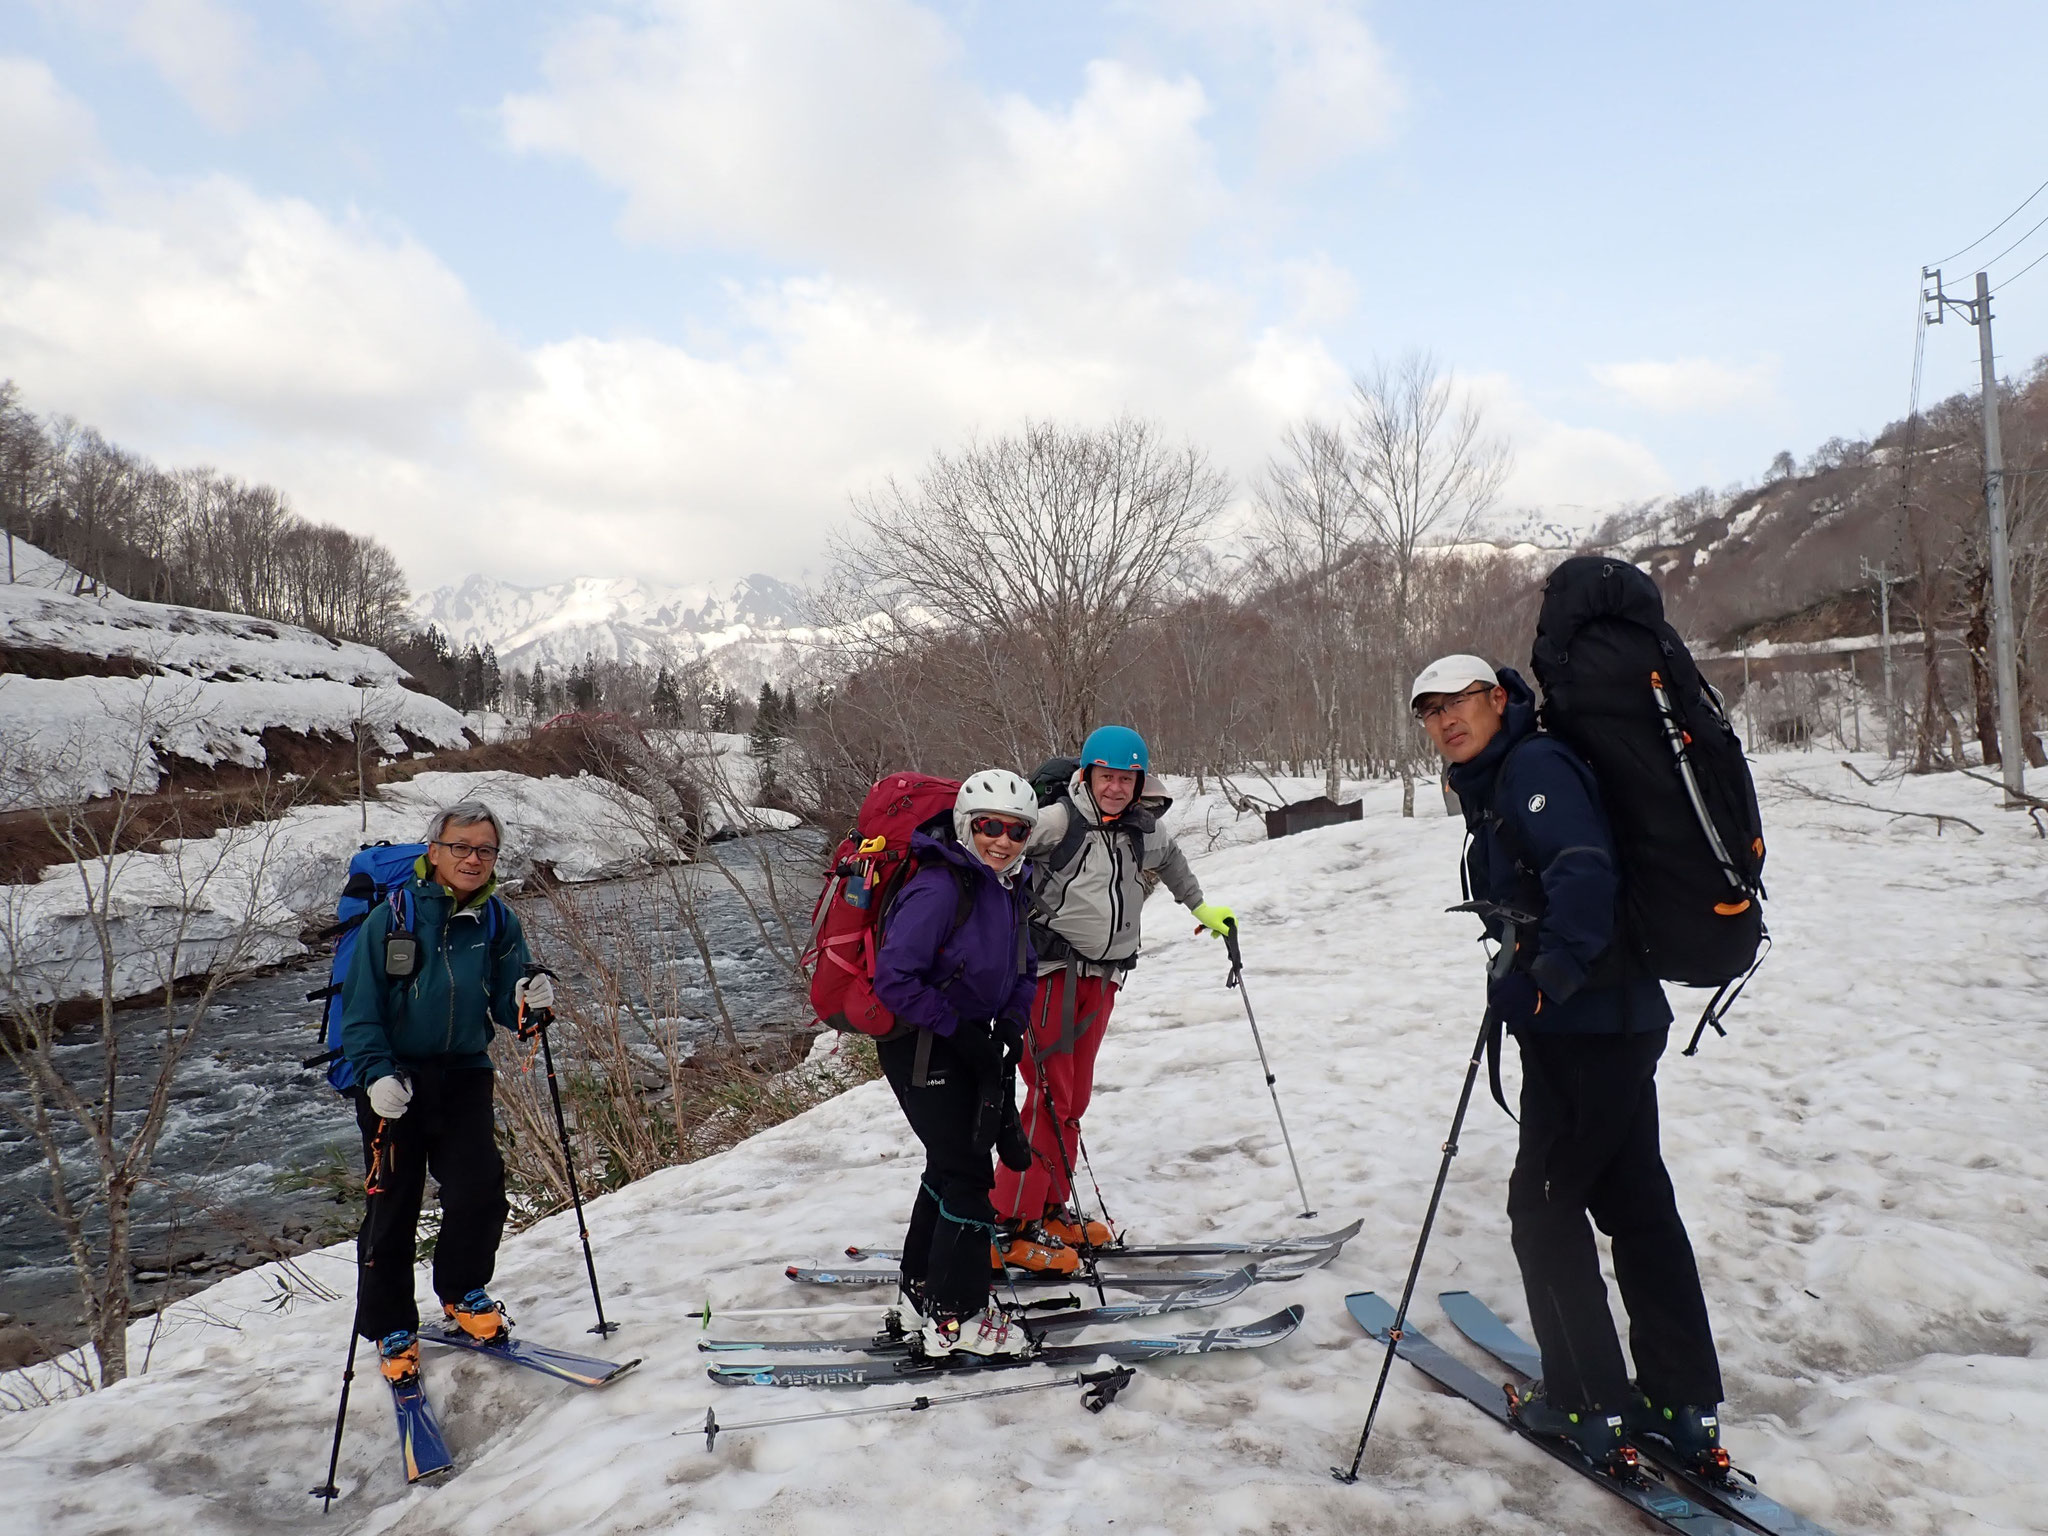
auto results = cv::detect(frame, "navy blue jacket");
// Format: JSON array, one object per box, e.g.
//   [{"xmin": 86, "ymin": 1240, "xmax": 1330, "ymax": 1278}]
[
  {"xmin": 872, "ymin": 832, "xmax": 1037, "ymax": 1039},
  {"xmin": 1447, "ymin": 668, "xmax": 1671, "ymax": 1035}
]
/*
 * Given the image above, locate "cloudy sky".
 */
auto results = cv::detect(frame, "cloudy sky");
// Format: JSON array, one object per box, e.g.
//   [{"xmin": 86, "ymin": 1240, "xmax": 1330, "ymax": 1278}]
[{"xmin": 5, "ymin": 1, "xmax": 2048, "ymax": 591}]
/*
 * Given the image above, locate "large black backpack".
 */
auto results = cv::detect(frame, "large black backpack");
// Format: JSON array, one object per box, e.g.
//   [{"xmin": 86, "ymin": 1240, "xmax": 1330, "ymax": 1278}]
[{"xmin": 1529, "ymin": 556, "xmax": 1767, "ymax": 1050}]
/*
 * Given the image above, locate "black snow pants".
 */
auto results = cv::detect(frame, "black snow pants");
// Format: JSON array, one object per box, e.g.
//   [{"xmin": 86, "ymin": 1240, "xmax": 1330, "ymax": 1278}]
[
  {"xmin": 352, "ymin": 1065, "xmax": 509, "ymax": 1341},
  {"xmin": 878, "ymin": 1029, "xmax": 996, "ymax": 1321},
  {"xmin": 1507, "ymin": 1026, "xmax": 1723, "ymax": 1412}
]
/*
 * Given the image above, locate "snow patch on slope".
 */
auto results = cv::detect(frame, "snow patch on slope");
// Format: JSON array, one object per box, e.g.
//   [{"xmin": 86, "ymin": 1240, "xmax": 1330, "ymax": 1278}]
[
  {"xmin": 3, "ymin": 757, "xmax": 2044, "ymax": 1533},
  {"xmin": 1, "ymin": 539, "xmax": 471, "ymax": 806}
]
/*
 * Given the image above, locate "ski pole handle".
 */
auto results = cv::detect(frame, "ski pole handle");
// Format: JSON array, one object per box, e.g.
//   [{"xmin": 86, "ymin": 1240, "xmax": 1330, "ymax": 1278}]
[{"xmin": 1222, "ymin": 915, "xmax": 1244, "ymax": 974}]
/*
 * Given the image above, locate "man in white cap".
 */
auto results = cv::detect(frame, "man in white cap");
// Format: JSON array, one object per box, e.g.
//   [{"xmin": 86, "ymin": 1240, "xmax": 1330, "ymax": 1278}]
[{"xmin": 1411, "ymin": 653, "xmax": 1724, "ymax": 1478}]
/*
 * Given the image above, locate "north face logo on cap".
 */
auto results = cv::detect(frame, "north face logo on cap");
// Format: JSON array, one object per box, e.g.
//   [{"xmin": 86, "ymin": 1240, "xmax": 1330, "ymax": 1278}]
[{"xmin": 1526, "ymin": 793, "xmax": 1547, "ymax": 813}]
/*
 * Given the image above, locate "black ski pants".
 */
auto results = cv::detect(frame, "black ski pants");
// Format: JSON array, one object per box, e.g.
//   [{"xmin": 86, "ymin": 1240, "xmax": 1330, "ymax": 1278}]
[
  {"xmin": 352, "ymin": 1065, "xmax": 509, "ymax": 1341},
  {"xmin": 878, "ymin": 1029, "xmax": 995, "ymax": 1321},
  {"xmin": 1507, "ymin": 1027, "xmax": 1723, "ymax": 1412}
]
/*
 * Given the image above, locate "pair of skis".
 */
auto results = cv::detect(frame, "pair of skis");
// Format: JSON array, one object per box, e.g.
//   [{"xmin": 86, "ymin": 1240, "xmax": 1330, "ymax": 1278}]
[
  {"xmin": 708, "ymin": 1304, "xmax": 1305, "ymax": 1388},
  {"xmin": 379, "ymin": 1328, "xmax": 641, "ymax": 1484},
  {"xmin": 1347, "ymin": 1291, "xmax": 1838, "ymax": 1536},
  {"xmin": 787, "ymin": 1219, "xmax": 1358, "ymax": 1291},
  {"xmin": 702, "ymin": 1266, "xmax": 1260, "ymax": 1355},
  {"xmin": 838, "ymin": 1216, "xmax": 1363, "ymax": 1265}
]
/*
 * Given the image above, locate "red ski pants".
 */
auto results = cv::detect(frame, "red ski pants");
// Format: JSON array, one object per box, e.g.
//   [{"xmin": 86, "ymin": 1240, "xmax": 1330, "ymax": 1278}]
[{"xmin": 993, "ymin": 969, "xmax": 1117, "ymax": 1222}]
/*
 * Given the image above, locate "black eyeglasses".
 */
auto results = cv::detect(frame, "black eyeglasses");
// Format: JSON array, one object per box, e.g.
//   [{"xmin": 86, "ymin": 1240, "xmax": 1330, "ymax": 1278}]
[
  {"xmin": 970, "ymin": 817, "xmax": 1032, "ymax": 842},
  {"xmin": 1414, "ymin": 684, "xmax": 1493, "ymax": 724},
  {"xmin": 433, "ymin": 839, "xmax": 500, "ymax": 863}
]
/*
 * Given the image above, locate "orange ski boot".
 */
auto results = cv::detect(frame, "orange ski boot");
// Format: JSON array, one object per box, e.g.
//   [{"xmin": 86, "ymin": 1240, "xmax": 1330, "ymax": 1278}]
[
  {"xmin": 992, "ymin": 1221, "xmax": 1081, "ymax": 1275},
  {"xmin": 442, "ymin": 1288, "xmax": 509, "ymax": 1342},
  {"xmin": 1042, "ymin": 1204, "xmax": 1115, "ymax": 1250},
  {"xmin": 378, "ymin": 1330, "xmax": 421, "ymax": 1383}
]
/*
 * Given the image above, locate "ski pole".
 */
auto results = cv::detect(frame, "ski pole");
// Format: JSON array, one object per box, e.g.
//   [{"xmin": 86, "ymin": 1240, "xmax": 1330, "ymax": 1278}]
[
  {"xmin": 521, "ymin": 964, "xmax": 617, "ymax": 1338},
  {"xmin": 1220, "ymin": 919, "xmax": 1315, "ymax": 1219},
  {"xmin": 693, "ymin": 1365, "xmax": 1136, "ymax": 1448},
  {"xmin": 312, "ymin": 1115, "xmax": 390, "ymax": 1510},
  {"xmin": 1030, "ymin": 1042, "xmax": 1109, "ymax": 1308},
  {"xmin": 1335, "ymin": 901, "xmax": 1529, "ymax": 1484}
]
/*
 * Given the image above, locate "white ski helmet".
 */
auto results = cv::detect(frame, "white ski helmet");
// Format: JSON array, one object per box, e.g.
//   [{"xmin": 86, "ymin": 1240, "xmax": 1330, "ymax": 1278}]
[{"xmin": 953, "ymin": 769, "xmax": 1039, "ymax": 848}]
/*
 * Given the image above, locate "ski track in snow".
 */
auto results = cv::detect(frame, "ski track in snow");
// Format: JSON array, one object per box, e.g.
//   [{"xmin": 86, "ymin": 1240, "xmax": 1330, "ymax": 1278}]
[{"xmin": 1, "ymin": 756, "xmax": 2043, "ymax": 1534}]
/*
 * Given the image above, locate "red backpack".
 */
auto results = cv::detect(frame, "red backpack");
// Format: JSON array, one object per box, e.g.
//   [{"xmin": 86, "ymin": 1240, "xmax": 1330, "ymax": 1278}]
[{"xmin": 803, "ymin": 772, "xmax": 974, "ymax": 1037}]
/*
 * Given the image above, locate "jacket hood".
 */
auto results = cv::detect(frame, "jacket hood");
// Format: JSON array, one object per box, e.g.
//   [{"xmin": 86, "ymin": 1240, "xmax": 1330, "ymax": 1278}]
[
  {"xmin": 911, "ymin": 828, "xmax": 1024, "ymax": 887},
  {"xmin": 1446, "ymin": 666, "xmax": 1539, "ymax": 812}
]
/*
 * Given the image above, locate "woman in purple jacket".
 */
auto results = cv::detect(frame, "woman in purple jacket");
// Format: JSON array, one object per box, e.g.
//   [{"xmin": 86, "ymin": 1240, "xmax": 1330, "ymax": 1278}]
[{"xmin": 871, "ymin": 769, "xmax": 1042, "ymax": 1358}]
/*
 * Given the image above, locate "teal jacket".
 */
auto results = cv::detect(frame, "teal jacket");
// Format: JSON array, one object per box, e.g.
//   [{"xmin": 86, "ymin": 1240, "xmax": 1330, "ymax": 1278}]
[{"xmin": 339, "ymin": 867, "xmax": 530, "ymax": 1087}]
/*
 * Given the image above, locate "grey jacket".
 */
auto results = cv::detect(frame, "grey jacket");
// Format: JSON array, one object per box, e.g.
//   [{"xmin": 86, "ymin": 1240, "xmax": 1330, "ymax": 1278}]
[{"xmin": 1025, "ymin": 771, "xmax": 1204, "ymax": 975}]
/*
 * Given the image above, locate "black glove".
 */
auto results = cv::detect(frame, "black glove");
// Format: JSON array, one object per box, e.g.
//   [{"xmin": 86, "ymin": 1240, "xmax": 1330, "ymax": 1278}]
[
  {"xmin": 1489, "ymin": 969, "xmax": 1544, "ymax": 1031},
  {"xmin": 995, "ymin": 1063, "xmax": 1033, "ymax": 1172}
]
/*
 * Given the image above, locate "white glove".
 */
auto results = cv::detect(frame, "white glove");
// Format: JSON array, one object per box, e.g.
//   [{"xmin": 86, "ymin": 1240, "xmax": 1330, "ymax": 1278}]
[
  {"xmin": 367, "ymin": 1074, "xmax": 412, "ymax": 1120},
  {"xmin": 516, "ymin": 974, "xmax": 555, "ymax": 1013}
]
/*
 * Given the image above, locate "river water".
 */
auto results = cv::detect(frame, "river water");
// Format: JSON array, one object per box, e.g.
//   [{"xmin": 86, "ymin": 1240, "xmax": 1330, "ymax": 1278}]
[{"xmin": 0, "ymin": 840, "xmax": 823, "ymax": 1356}]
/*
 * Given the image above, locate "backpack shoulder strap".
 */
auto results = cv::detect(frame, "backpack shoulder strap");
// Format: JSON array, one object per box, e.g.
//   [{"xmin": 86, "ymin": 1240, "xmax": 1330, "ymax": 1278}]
[
  {"xmin": 944, "ymin": 862, "xmax": 977, "ymax": 942},
  {"xmin": 1044, "ymin": 793, "xmax": 1091, "ymax": 876},
  {"xmin": 1486, "ymin": 737, "xmax": 1540, "ymax": 875}
]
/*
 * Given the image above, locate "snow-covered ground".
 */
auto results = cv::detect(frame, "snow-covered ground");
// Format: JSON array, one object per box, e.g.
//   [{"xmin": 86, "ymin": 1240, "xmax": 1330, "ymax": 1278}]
[
  {"xmin": 1, "ymin": 540, "xmax": 470, "ymax": 806},
  {"xmin": 0, "ymin": 770, "xmax": 672, "ymax": 1006},
  {"xmin": 2, "ymin": 754, "xmax": 2043, "ymax": 1534}
]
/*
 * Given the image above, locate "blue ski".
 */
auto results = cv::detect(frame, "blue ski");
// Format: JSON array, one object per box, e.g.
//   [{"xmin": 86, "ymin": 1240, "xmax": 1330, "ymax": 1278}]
[
  {"xmin": 1435, "ymin": 1291, "xmax": 1841, "ymax": 1536},
  {"xmin": 421, "ymin": 1326, "xmax": 640, "ymax": 1388},
  {"xmin": 387, "ymin": 1372, "xmax": 455, "ymax": 1484},
  {"xmin": 1345, "ymin": 1293, "xmax": 1749, "ymax": 1536}
]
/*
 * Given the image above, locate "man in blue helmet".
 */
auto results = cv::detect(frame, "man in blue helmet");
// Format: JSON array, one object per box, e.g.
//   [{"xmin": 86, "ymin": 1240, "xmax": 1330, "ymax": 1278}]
[{"xmin": 991, "ymin": 724, "xmax": 1235, "ymax": 1266}]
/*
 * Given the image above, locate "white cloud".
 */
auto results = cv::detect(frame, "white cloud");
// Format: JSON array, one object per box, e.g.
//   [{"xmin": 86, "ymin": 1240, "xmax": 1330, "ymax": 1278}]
[
  {"xmin": 1468, "ymin": 373, "xmax": 1674, "ymax": 514},
  {"xmin": 0, "ymin": 175, "xmax": 516, "ymax": 441},
  {"xmin": 48, "ymin": 0, "xmax": 311, "ymax": 132},
  {"xmin": 1590, "ymin": 356, "xmax": 1778, "ymax": 414},
  {"xmin": 1152, "ymin": 0, "xmax": 1404, "ymax": 174},
  {"xmin": 502, "ymin": 0, "xmax": 1223, "ymax": 297},
  {"xmin": 0, "ymin": 56, "xmax": 98, "ymax": 228},
  {"xmin": 0, "ymin": 21, "xmax": 1670, "ymax": 598}
]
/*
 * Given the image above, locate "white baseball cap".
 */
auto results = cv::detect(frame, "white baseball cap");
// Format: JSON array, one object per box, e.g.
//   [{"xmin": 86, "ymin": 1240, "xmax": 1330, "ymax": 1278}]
[{"xmin": 1409, "ymin": 654, "xmax": 1499, "ymax": 708}]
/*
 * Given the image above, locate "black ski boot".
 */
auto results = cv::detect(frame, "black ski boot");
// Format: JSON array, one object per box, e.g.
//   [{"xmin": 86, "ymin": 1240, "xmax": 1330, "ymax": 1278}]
[
  {"xmin": 1508, "ymin": 1384, "xmax": 1634, "ymax": 1473},
  {"xmin": 1628, "ymin": 1390, "xmax": 1729, "ymax": 1478}
]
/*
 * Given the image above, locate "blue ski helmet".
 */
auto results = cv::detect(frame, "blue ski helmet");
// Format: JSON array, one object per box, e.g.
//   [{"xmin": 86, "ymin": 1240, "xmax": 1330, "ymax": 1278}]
[{"xmin": 1080, "ymin": 725, "xmax": 1149, "ymax": 776}]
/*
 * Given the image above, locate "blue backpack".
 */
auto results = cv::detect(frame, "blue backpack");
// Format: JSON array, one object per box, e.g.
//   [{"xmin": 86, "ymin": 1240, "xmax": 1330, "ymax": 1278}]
[{"xmin": 307, "ymin": 842, "xmax": 504, "ymax": 1092}]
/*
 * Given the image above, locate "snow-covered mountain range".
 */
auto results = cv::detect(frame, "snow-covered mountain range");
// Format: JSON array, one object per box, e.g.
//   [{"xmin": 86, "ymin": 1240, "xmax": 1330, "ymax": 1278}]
[{"xmin": 410, "ymin": 572, "xmax": 810, "ymax": 689}]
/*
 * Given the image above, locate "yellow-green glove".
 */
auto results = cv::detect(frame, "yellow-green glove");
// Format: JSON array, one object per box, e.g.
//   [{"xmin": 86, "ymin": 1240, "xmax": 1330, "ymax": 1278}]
[{"xmin": 1191, "ymin": 901, "xmax": 1235, "ymax": 937}]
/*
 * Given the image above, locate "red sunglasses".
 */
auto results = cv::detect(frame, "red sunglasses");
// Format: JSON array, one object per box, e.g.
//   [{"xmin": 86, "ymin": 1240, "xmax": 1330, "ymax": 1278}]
[{"xmin": 970, "ymin": 816, "xmax": 1032, "ymax": 842}]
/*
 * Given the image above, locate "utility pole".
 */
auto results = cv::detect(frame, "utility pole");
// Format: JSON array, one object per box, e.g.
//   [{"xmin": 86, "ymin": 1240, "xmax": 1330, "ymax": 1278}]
[
  {"xmin": 1862, "ymin": 558, "xmax": 1901, "ymax": 760},
  {"xmin": 1925, "ymin": 268, "xmax": 2027, "ymax": 804}
]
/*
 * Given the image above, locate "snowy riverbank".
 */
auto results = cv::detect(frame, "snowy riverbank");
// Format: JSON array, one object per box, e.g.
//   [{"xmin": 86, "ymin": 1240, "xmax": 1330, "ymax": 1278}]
[{"xmin": 2, "ymin": 755, "xmax": 2043, "ymax": 1534}]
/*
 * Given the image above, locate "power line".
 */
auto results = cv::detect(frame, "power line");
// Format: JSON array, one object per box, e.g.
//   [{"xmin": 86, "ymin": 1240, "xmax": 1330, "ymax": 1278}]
[
  {"xmin": 1997, "ymin": 241, "xmax": 2048, "ymax": 291},
  {"xmin": 1931, "ymin": 173, "xmax": 2048, "ymax": 267},
  {"xmin": 1980, "ymin": 207, "xmax": 2048, "ymax": 274}
]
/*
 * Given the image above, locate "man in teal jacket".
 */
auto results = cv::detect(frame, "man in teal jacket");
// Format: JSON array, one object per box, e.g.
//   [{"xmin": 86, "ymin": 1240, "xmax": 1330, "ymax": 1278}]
[{"xmin": 340, "ymin": 799, "xmax": 544, "ymax": 1384}]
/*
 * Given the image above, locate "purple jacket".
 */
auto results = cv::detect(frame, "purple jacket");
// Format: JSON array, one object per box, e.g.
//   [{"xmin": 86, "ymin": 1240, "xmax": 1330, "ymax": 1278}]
[{"xmin": 872, "ymin": 832, "xmax": 1037, "ymax": 1037}]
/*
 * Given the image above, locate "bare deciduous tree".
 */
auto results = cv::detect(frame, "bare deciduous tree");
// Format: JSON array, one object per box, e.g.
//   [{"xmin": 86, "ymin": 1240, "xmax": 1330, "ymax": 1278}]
[
  {"xmin": 1255, "ymin": 419, "xmax": 1362, "ymax": 802},
  {"xmin": 1347, "ymin": 354, "xmax": 1512, "ymax": 814},
  {"xmin": 829, "ymin": 417, "xmax": 1231, "ymax": 756}
]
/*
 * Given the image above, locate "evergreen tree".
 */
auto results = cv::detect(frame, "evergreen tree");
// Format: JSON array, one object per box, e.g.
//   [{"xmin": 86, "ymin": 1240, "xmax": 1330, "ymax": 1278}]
[
  {"xmin": 650, "ymin": 665, "xmax": 683, "ymax": 728},
  {"xmin": 748, "ymin": 680, "xmax": 786, "ymax": 795},
  {"xmin": 569, "ymin": 657, "xmax": 598, "ymax": 711},
  {"xmin": 481, "ymin": 644, "xmax": 502, "ymax": 709},
  {"xmin": 526, "ymin": 663, "xmax": 548, "ymax": 717}
]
